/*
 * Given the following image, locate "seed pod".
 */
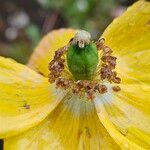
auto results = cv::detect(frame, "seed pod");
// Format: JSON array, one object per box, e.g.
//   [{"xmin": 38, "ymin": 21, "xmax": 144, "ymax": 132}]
[{"xmin": 67, "ymin": 42, "xmax": 98, "ymax": 80}]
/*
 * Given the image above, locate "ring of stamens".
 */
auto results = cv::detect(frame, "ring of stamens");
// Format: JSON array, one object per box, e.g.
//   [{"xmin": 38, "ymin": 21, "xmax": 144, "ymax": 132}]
[{"xmin": 48, "ymin": 37, "xmax": 121, "ymax": 100}]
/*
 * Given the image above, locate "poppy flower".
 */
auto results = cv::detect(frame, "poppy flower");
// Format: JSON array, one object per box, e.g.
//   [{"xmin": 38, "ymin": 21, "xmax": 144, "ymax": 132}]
[{"xmin": 0, "ymin": 1, "xmax": 150, "ymax": 149}]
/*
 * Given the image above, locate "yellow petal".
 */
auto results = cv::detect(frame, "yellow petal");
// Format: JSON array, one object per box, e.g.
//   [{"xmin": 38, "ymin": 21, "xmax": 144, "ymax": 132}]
[
  {"xmin": 4, "ymin": 94, "xmax": 120, "ymax": 150},
  {"xmin": 0, "ymin": 57, "xmax": 65, "ymax": 138},
  {"xmin": 95, "ymin": 83, "xmax": 150, "ymax": 149},
  {"xmin": 116, "ymin": 49, "xmax": 150, "ymax": 85},
  {"xmin": 94, "ymin": 93, "xmax": 146, "ymax": 150},
  {"xmin": 95, "ymin": 1, "xmax": 150, "ymax": 149},
  {"xmin": 28, "ymin": 28, "xmax": 77, "ymax": 76},
  {"xmin": 102, "ymin": 0, "xmax": 150, "ymax": 84}
]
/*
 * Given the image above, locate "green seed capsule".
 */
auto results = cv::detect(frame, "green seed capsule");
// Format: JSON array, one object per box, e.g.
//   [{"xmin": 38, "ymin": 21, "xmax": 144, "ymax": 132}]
[{"xmin": 67, "ymin": 42, "xmax": 98, "ymax": 80}]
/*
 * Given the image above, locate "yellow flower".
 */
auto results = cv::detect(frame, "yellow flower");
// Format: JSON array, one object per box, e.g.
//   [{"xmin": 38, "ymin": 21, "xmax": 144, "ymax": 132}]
[{"xmin": 0, "ymin": 1, "xmax": 150, "ymax": 149}]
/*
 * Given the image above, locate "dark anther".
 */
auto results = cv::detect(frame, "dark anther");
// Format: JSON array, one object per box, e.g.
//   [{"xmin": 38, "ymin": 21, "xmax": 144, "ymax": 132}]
[{"xmin": 112, "ymin": 86, "xmax": 121, "ymax": 92}]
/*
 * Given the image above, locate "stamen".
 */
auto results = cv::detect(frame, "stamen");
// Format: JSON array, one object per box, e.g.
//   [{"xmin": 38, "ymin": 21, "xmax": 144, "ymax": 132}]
[
  {"xmin": 95, "ymin": 84, "xmax": 107, "ymax": 94},
  {"xmin": 48, "ymin": 45, "xmax": 68, "ymax": 83},
  {"xmin": 112, "ymin": 86, "xmax": 121, "ymax": 92},
  {"xmin": 48, "ymin": 31, "xmax": 121, "ymax": 100},
  {"xmin": 95, "ymin": 38, "xmax": 105, "ymax": 50},
  {"xmin": 55, "ymin": 78, "xmax": 71, "ymax": 89},
  {"xmin": 97, "ymin": 38, "xmax": 121, "ymax": 84},
  {"xmin": 103, "ymin": 46, "xmax": 112, "ymax": 56}
]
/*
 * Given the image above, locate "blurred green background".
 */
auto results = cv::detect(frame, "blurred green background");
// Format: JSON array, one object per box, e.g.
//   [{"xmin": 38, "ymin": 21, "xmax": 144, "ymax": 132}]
[{"xmin": 0, "ymin": 0, "xmax": 136, "ymax": 64}]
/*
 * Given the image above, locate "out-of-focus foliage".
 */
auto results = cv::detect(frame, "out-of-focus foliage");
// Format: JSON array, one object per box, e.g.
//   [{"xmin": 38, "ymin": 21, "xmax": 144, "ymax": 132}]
[
  {"xmin": 0, "ymin": 0, "xmax": 136, "ymax": 64},
  {"xmin": 39, "ymin": 0, "xmax": 117, "ymax": 37}
]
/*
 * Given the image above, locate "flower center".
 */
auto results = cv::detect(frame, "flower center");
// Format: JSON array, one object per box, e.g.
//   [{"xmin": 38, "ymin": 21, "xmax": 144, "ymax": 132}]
[
  {"xmin": 48, "ymin": 30, "xmax": 121, "ymax": 100},
  {"xmin": 67, "ymin": 30, "xmax": 98, "ymax": 80}
]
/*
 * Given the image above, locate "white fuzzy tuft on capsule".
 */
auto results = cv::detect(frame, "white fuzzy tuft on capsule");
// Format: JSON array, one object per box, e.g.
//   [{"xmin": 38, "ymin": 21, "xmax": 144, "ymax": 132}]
[{"xmin": 71, "ymin": 30, "xmax": 91, "ymax": 48}]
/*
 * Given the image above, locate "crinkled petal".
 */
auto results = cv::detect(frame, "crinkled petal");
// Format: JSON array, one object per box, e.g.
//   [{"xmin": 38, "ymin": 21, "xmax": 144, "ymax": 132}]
[
  {"xmin": 102, "ymin": 0, "xmax": 150, "ymax": 84},
  {"xmin": 4, "ymin": 94, "xmax": 120, "ymax": 150},
  {"xmin": 94, "ymin": 84, "xmax": 150, "ymax": 149},
  {"xmin": 95, "ymin": 1, "xmax": 150, "ymax": 149},
  {"xmin": 28, "ymin": 28, "xmax": 77, "ymax": 76},
  {"xmin": 0, "ymin": 57, "xmax": 65, "ymax": 138}
]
